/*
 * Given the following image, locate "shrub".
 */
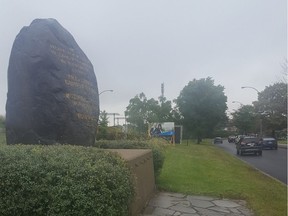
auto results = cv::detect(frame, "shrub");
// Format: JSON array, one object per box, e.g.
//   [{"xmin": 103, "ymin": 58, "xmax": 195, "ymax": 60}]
[
  {"xmin": 94, "ymin": 139, "xmax": 166, "ymax": 177},
  {"xmin": 96, "ymin": 126, "xmax": 126, "ymax": 140},
  {"xmin": 0, "ymin": 145, "xmax": 134, "ymax": 216},
  {"xmin": 0, "ymin": 131, "xmax": 5, "ymax": 146}
]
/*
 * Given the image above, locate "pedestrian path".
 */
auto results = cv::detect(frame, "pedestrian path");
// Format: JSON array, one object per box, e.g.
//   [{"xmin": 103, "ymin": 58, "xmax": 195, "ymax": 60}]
[{"xmin": 140, "ymin": 192, "xmax": 254, "ymax": 216}]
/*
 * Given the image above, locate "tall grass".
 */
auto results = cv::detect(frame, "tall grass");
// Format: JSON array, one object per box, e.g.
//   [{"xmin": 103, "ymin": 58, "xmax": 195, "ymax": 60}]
[{"xmin": 157, "ymin": 139, "xmax": 287, "ymax": 216}]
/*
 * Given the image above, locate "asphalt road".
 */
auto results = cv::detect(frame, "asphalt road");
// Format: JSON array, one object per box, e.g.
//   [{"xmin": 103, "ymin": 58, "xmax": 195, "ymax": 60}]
[{"xmin": 216, "ymin": 140, "xmax": 287, "ymax": 185}]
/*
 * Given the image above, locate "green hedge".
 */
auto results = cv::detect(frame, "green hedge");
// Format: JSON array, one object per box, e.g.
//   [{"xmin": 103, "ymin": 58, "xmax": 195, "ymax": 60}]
[
  {"xmin": 0, "ymin": 145, "xmax": 134, "ymax": 216},
  {"xmin": 94, "ymin": 140, "xmax": 166, "ymax": 177}
]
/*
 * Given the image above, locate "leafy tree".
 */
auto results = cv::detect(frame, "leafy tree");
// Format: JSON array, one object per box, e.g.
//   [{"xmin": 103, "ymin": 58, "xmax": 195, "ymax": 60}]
[
  {"xmin": 231, "ymin": 105, "xmax": 258, "ymax": 135},
  {"xmin": 175, "ymin": 77, "xmax": 227, "ymax": 143},
  {"xmin": 125, "ymin": 93, "xmax": 150, "ymax": 133},
  {"xmin": 125, "ymin": 93, "xmax": 176, "ymax": 133},
  {"xmin": 158, "ymin": 95, "xmax": 175, "ymax": 122},
  {"xmin": 97, "ymin": 111, "xmax": 109, "ymax": 140},
  {"xmin": 99, "ymin": 110, "xmax": 109, "ymax": 127},
  {"xmin": 253, "ymin": 82, "xmax": 287, "ymax": 137}
]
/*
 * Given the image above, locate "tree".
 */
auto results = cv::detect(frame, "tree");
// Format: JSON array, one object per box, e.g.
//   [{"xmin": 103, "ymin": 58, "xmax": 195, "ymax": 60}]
[
  {"xmin": 99, "ymin": 111, "xmax": 109, "ymax": 127},
  {"xmin": 175, "ymin": 77, "xmax": 227, "ymax": 143},
  {"xmin": 125, "ymin": 93, "xmax": 176, "ymax": 133},
  {"xmin": 253, "ymin": 82, "xmax": 287, "ymax": 137},
  {"xmin": 231, "ymin": 105, "xmax": 258, "ymax": 135},
  {"xmin": 125, "ymin": 93, "xmax": 150, "ymax": 133},
  {"xmin": 97, "ymin": 111, "xmax": 109, "ymax": 140},
  {"xmin": 157, "ymin": 95, "xmax": 175, "ymax": 122}
]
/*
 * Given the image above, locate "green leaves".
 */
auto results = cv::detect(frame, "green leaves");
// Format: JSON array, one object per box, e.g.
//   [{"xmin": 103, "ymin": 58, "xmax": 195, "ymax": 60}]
[
  {"xmin": 231, "ymin": 82, "xmax": 287, "ymax": 136},
  {"xmin": 125, "ymin": 93, "xmax": 177, "ymax": 133},
  {"xmin": 99, "ymin": 110, "xmax": 109, "ymax": 127},
  {"xmin": 232, "ymin": 105, "xmax": 257, "ymax": 134},
  {"xmin": 0, "ymin": 145, "xmax": 134, "ymax": 216},
  {"xmin": 254, "ymin": 82, "xmax": 287, "ymax": 133},
  {"xmin": 175, "ymin": 77, "xmax": 227, "ymax": 141}
]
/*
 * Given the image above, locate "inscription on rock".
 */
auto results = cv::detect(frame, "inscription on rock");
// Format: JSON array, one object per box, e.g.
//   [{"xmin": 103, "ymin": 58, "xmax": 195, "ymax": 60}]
[{"xmin": 5, "ymin": 18, "xmax": 99, "ymax": 146}]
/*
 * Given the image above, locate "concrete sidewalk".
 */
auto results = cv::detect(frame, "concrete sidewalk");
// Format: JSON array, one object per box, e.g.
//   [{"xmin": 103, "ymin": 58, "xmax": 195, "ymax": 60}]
[{"xmin": 140, "ymin": 192, "xmax": 254, "ymax": 216}]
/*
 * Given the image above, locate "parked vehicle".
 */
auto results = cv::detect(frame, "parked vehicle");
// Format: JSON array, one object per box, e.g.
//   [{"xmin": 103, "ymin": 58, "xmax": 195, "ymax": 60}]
[
  {"xmin": 259, "ymin": 137, "xmax": 278, "ymax": 150},
  {"xmin": 213, "ymin": 137, "xmax": 223, "ymax": 144},
  {"xmin": 228, "ymin": 136, "xmax": 236, "ymax": 143},
  {"xmin": 236, "ymin": 136, "xmax": 262, "ymax": 156}
]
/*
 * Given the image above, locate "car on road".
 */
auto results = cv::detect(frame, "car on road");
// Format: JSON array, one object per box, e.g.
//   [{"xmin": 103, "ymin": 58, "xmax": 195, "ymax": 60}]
[
  {"xmin": 259, "ymin": 137, "xmax": 278, "ymax": 150},
  {"xmin": 213, "ymin": 137, "xmax": 223, "ymax": 144},
  {"xmin": 236, "ymin": 136, "xmax": 262, "ymax": 156}
]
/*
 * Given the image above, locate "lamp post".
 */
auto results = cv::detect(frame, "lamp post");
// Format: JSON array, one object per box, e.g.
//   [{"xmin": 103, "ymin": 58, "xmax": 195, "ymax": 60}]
[
  {"xmin": 241, "ymin": 86, "xmax": 262, "ymax": 136},
  {"xmin": 99, "ymin": 89, "xmax": 113, "ymax": 95},
  {"xmin": 241, "ymin": 86, "xmax": 260, "ymax": 93},
  {"xmin": 98, "ymin": 89, "xmax": 114, "ymax": 126}
]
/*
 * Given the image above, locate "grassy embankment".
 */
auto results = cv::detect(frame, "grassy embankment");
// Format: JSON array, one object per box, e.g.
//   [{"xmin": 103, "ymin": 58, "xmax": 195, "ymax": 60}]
[{"xmin": 156, "ymin": 139, "xmax": 287, "ymax": 216}]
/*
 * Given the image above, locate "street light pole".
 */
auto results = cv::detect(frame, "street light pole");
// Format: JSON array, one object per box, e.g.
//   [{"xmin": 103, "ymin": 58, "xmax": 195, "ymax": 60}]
[
  {"xmin": 98, "ymin": 89, "xmax": 114, "ymax": 126},
  {"xmin": 241, "ymin": 86, "xmax": 260, "ymax": 93},
  {"xmin": 99, "ymin": 89, "xmax": 113, "ymax": 95}
]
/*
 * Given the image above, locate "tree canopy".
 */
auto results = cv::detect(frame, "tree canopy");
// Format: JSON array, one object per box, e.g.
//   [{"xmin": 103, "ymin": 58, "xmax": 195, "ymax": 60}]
[
  {"xmin": 253, "ymin": 82, "xmax": 287, "ymax": 136},
  {"xmin": 99, "ymin": 111, "xmax": 109, "ymax": 127},
  {"xmin": 231, "ymin": 105, "xmax": 258, "ymax": 135},
  {"xmin": 125, "ymin": 93, "xmax": 176, "ymax": 133},
  {"xmin": 175, "ymin": 77, "xmax": 227, "ymax": 143}
]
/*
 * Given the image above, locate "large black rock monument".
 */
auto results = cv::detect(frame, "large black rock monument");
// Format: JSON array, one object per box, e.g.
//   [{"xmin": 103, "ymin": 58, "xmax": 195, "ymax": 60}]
[{"xmin": 6, "ymin": 18, "xmax": 99, "ymax": 146}]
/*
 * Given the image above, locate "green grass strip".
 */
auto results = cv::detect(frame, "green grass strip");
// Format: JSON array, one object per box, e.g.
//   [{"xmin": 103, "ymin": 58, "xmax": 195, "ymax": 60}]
[{"xmin": 156, "ymin": 139, "xmax": 287, "ymax": 216}]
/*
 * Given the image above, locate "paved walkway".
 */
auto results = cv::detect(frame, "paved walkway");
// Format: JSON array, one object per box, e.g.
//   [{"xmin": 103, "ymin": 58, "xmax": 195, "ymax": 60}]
[{"xmin": 140, "ymin": 192, "xmax": 254, "ymax": 216}]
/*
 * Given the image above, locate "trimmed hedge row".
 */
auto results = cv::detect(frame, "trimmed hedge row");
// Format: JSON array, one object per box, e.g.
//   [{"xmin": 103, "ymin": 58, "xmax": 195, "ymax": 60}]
[
  {"xmin": 94, "ymin": 139, "xmax": 166, "ymax": 177},
  {"xmin": 0, "ymin": 145, "xmax": 134, "ymax": 216}
]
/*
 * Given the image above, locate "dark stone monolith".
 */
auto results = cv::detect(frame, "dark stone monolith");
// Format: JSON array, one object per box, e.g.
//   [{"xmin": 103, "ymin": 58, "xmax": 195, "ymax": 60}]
[{"xmin": 6, "ymin": 18, "xmax": 99, "ymax": 146}]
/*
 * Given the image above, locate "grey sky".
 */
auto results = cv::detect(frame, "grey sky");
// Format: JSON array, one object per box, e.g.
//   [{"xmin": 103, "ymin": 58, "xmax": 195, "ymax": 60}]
[{"xmin": 0, "ymin": 0, "xmax": 286, "ymax": 125}]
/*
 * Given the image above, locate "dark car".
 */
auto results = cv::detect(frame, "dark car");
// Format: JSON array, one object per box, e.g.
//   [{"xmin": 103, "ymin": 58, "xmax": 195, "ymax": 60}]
[
  {"xmin": 236, "ymin": 136, "xmax": 262, "ymax": 156},
  {"xmin": 259, "ymin": 137, "xmax": 278, "ymax": 150},
  {"xmin": 213, "ymin": 137, "xmax": 223, "ymax": 144}
]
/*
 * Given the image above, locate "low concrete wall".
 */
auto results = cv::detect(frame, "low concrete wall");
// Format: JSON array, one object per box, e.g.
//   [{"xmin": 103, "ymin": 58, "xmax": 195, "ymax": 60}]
[{"xmin": 109, "ymin": 149, "xmax": 155, "ymax": 216}]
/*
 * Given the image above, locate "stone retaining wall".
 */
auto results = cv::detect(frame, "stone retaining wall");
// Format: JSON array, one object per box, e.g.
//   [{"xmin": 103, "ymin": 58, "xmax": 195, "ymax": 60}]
[{"xmin": 108, "ymin": 149, "xmax": 156, "ymax": 216}]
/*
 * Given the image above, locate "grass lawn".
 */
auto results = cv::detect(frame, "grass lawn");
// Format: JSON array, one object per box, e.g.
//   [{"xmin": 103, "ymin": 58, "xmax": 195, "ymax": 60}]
[
  {"xmin": 156, "ymin": 139, "xmax": 287, "ymax": 216},
  {"xmin": 279, "ymin": 140, "xmax": 287, "ymax": 145}
]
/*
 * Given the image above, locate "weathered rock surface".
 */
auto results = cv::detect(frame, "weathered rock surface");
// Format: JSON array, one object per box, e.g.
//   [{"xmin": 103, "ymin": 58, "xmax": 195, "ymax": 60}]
[{"xmin": 6, "ymin": 18, "xmax": 99, "ymax": 146}]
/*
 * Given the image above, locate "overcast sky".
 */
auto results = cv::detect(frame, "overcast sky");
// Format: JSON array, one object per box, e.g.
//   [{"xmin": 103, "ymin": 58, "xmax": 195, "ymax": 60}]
[{"xmin": 0, "ymin": 0, "xmax": 286, "ymax": 125}]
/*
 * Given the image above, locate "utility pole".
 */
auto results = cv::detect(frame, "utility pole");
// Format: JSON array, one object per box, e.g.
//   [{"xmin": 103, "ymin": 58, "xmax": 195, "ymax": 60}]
[
  {"xmin": 107, "ymin": 113, "xmax": 120, "ymax": 126},
  {"xmin": 115, "ymin": 116, "xmax": 126, "ymax": 126},
  {"xmin": 161, "ymin": 83, "xmax": 164, "ymax": 98}
]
